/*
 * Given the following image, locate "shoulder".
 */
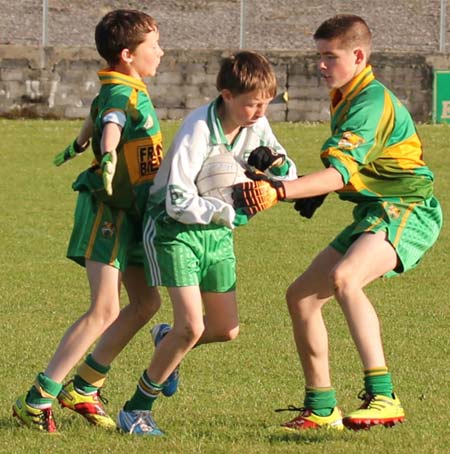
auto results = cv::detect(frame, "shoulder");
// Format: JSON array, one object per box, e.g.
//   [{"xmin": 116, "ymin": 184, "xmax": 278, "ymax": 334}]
[
  {"xmin": 98, "ymin": 83, "xmax": 132, "ymax": 111},
  {"xmin": 177, "ymin": 104, "xmax": 210, "ymax": 137},
  {"xmin": 347, "ymin": 81, "xmax": 390, "ymax": 122},
  {"xmin": 185, "ymin": 103, "xmax": 209, "ymax": 123}
]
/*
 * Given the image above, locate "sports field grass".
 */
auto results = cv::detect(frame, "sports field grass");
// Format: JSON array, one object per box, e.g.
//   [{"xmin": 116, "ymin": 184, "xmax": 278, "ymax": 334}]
[{"xmin": 0, "ymin": 119, "xmax": 449, "ymax": 453}]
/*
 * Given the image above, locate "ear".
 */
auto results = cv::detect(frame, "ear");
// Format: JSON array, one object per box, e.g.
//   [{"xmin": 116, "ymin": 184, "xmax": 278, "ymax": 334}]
[
  {"xmin": 354, "ymin": 48, "xmax": 365, "ymax": 64},
  {"xmin": 120, "ymin": 48, "xmax": 133, "ymax": 64},
  {"xmin": 221, "ymin": 89, "xmax": 234, "ymax": 102}
]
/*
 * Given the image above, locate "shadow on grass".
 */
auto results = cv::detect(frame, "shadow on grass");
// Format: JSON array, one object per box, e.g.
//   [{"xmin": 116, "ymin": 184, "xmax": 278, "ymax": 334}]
[
  {"xmin": 266, "ymin": 426, "xmax": 354, "ymax": 445},
  {"xmin": 0, "ymin": 415, "xmax": 67, "ymax": 439}
]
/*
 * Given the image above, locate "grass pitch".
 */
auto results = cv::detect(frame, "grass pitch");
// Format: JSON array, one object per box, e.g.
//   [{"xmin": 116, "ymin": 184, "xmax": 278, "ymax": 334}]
[{"xmin": 0, "ymin": 119, "xmax": 449, "ymax": 453}]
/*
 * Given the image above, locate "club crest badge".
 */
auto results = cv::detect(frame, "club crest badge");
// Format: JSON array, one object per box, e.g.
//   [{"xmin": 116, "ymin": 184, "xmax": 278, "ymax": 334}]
[
  {"xmin": 338, "ymin": 131, "xmax": 365, "ymax": 150},
  {"xmin": 101, "ymin": 222, "xmax": 115, "ymax": 238},
  {"xmin": 387, "ymin": 205, "xmax": 401, "ymax": 219},
  {"xmin": 143, "ymin": 115, "xmax": 154, "ymax": 130}
]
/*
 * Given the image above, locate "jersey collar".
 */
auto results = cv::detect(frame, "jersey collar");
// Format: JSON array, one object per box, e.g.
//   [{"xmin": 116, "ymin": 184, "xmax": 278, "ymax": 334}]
[
  {"xmin": 330, "ymin": 65, "xmax": 375, "ymax": 109},
  {"xmin": 97, "ymin": 69, "xmax": 149, "ymax": 94},
  {"xmin": 207, "ymin": 97, "xmax": 229, "ymax": 146}
]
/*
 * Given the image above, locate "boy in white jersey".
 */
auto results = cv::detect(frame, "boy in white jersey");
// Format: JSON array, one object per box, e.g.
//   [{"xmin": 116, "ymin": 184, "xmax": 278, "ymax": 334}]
[{"xmin": 116, "ymin": 51, "xmax": 297, "ymax": 435}]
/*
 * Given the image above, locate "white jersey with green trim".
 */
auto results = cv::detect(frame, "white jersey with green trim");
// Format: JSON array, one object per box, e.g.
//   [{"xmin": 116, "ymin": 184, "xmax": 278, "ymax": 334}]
[{"xmin": 148, "ymin": 98, "xmax": 297, "ymax": 228}]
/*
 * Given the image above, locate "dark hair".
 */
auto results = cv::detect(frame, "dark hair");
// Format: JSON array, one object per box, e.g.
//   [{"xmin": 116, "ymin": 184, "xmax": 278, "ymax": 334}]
[
  {"xmin": 95, "ymin": 9, "xmax": 158, "ymax": 66},
  {"xmin": 314, "ymin": 14, "xmax": 372, "ymax": 52},
  {"xmin": 216, "ymin": 51, "xmax": 277, "ymax": 97}
]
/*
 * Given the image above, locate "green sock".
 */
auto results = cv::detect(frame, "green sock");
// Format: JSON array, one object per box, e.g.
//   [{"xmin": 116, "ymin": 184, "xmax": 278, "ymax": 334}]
[
  {"xmin": 304, "ymin": 387, "xmax": 337, "ymax": 417},
  {"xmin": 74, "ymin": 354, "xmax": 110, "ymax": 394},
  {"xmin": 124, "ymin": 371, "xmax": 163, "ymax": 411},
  {"xmin": 27, "ymin": 372, "xmax": 62, "ymax": 407},
  {"xmin": 364, "ymin": 367, "xmax": 393, "ymax": 397}
]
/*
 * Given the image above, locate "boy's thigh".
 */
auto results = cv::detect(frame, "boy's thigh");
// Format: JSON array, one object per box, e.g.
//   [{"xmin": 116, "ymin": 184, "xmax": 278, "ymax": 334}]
[
  {"xmin": 202, "ymin": 290, "xmax": 238, "ymax": 331},
  {"xmin": 67, "ymin": 191, "xmax": 141, "ymax": 272},
  {"xmin": 288, "ymin": 245, "xmax": 341, "ymax": 302},
  {"xmin": 331, "ymin": 197, "xmax": 443, "ymax": 276}
]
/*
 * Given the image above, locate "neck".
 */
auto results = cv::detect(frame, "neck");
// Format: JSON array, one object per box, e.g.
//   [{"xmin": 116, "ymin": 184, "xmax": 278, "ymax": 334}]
[
  {"xmin": 217, "ymin": 102, "xmax": 241, "ymax": 144},
  {"xmin": 339, "ymin": 63, "xmax": 367, "ymax": 94},
  {"xmin": 111, "ymin": 62, "xmax": 142, "ymax": 80}
]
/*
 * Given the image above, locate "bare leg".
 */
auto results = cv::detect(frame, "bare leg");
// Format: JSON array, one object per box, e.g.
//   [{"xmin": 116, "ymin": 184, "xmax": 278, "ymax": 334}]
[
  {"xmin": 197, "ymin": 291, "xmax": 239, "ymax": 345},
  {"xmin": 331, "ymin": 231, "xmax": 398, "ymax": 369},
  {"xmin": 44, "ymin": 260, "xmax": 121, "ymax": 382},
  {"xmin": 147, "ymin": 286, "xmax": 204, "ymax": 384},
  {"xmin": 286, "ymin": 246, "xmax": 340, "ymax": 387},
  {"xmin": 91, "ymin": 266, "xmax": 161, "ymax": 366}
]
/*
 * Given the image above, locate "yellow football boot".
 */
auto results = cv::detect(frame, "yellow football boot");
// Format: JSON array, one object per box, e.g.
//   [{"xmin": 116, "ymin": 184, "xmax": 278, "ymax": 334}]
[
  {"xmin": 58, "ymin": 381, "xmax": 116, "ymax": 429},
  {"xmin": 343, "ymin": 392, "xmax": 405, "ymax": 430},
  {"xmin": 280, "ymin": 406, "xmax": 344, "ymax": 431},
  {"xmin": 12, "ymin": 394, "xmax": 57, "ymax": 433}
]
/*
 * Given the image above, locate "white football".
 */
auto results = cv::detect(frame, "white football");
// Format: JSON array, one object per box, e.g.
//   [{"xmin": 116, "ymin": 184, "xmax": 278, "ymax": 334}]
[{"xmin": 196, "ymin": 153, "xmax": 250, "ymax": 204}]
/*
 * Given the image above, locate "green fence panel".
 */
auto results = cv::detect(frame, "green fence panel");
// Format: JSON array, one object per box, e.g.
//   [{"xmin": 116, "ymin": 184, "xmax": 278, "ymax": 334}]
[{"xmin": 433, "ymin": 70, "xmax": 450, "ymax": 124}]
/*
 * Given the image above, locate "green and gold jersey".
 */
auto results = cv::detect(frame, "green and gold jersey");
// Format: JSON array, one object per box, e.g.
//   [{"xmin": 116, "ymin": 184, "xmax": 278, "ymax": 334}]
[
  {"xmin": 74, "ymin": 69, "xmax": 163, "ymax": 215},
  {"xmin": 321, "ymin": 65, "xmax": 434, "ymax": 204}
]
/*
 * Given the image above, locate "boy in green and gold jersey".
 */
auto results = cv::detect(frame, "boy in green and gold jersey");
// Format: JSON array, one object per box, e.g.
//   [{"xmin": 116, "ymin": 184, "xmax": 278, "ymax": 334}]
[
  {"xmin": 232, "ymin": 15, "xmax": 442, "ymax": 431},
  {"xmin": 13, "ymin": 9, "xmax": 164, "ymax": 433}
]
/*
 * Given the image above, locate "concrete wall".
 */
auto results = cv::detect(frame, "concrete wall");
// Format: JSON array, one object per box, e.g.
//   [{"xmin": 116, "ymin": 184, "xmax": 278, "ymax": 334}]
[{"xmin": 1, "ymin": 45, "xmax": 450, "ymax": 122}]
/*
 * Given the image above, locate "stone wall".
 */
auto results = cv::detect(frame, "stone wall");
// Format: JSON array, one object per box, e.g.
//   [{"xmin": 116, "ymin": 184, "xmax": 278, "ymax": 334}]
[{"xmin": 1, "ymin": 45, "xmax": 450, "ymax": 122}]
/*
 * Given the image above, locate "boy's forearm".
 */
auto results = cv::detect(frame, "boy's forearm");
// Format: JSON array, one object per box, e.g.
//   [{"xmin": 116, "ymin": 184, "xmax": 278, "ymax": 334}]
[
  {"xmin": 101, "ymin": 122, "xmax": 122, "ymax": 153},
  {"xmin": 283, "ymin": 167, "xmax": 344, "ymax": 199},
  {"xmin": 77, "ymin": 115, "xmax": 94, "ymax": 147}
]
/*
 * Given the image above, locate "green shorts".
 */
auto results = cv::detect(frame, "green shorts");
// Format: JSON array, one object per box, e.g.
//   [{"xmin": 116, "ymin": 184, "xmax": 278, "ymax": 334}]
[
  {"xmin": 331, "ymin": 196, "xmax": 442, "ymax": 276},
  {"xmin": 67, "ymin": 191, "xmax": 144, "ymax": 271},
  {"xmin": 143, "ymin": 212, "xmax": 236, "ymax": 292}
]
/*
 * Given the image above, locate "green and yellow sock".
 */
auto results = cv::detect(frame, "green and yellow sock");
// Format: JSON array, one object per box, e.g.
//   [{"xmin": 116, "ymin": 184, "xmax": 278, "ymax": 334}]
[
  {"xmin": 124, "ymin": 370, "xmax": 163, "ymax": 411},
  {"xmin": 27, "ymin": 372, "xmax": 62, "ymax": 408},
  {"xmin": 304, "ymin": 386, "xmax": 337, "ymax": 417},
  {"xmin": 364, "ymin": 366, "xmax": 393, "ymax": 397},
  {"xmin": 74, "ymin": 353, "xmax": 110, "ymax": 394}
]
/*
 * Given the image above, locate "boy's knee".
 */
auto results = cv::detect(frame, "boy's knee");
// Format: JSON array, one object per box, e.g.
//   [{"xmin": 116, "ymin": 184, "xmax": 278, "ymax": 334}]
[
  {"xmin": 87, "ymin": 305, "xmax": 120, "ymax": 329},
  {"xmin": 135, "ymin": 296, "xmax": 161, "ymax": 321},
  {"xmin": 329, "ymin": 263, "xmax": 354, "ymax": 296},
  {"xmin": 228, "ymin": 325, "xmax": 239, "ymax": 341},
  {"xmin": 175, "ymin": 322, "xmax": 204, "ymax": 346},
  {"xmin": 217, "ymin": 325, "xmax": 239, "ymax": 342},
  {"xmin": 286, "ymin": 283, "xmax": 304, "ymax": 315}
]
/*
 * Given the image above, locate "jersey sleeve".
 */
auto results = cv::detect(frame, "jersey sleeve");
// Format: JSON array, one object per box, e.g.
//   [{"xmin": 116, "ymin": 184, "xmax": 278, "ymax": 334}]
[
  {"xmin": 253, "ymin": 116, "xmax": 298, "ymax": 180},
  {"xmin": 320, "ymin": 86, "xmax": 392, "ymax": 184}
]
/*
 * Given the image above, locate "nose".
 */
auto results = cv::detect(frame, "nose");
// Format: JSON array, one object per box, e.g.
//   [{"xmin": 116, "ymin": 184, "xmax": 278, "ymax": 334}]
[{"xmin": 256, "ymin": 104, "xmax": 268, "ymax": 118}]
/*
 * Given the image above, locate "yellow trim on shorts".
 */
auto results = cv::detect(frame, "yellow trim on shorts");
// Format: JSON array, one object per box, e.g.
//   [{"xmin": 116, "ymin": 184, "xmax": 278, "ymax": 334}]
[
  {"xmin": 109, "ymin": 210, "xmax": 124, "ymax": 266},
  {"xmin": 392, "ymin": 202, "xmax": 416, "ymax": 247},
  {"xmin": 86, "ymin": 202, "xmax": 104, "ymax": 259},
  {"xmin": 366, "ymin": 205, "xmax": 386, "ymax": 231}
]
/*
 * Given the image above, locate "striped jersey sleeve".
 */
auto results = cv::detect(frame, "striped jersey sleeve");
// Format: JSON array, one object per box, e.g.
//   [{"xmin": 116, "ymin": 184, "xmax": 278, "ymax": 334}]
[{"xmin": 320, "ymin": 66, "xmax": 434, "ymax": 203}]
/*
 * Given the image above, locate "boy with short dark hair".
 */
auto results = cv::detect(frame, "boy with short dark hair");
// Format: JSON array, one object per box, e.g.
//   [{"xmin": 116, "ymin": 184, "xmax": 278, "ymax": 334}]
[
  {"xmin": 116, "ymin": 50, "xmax": 297, "ymax": 435},
  {"xmin": 232, "ymin": 15, "xmax": 442, "ymax": 431},
  {"xmin": 13, "ymin": 9, "xmax": 164, "ymax": 432}
]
